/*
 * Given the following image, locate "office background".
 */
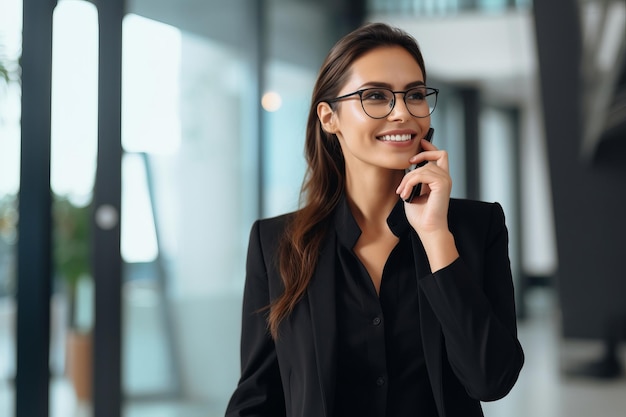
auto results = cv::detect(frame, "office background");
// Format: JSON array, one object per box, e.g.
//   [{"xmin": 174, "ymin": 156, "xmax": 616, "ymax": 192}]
[{"xmin": 0, "ymin": 0, "xmax": 625, "ymax": 416}]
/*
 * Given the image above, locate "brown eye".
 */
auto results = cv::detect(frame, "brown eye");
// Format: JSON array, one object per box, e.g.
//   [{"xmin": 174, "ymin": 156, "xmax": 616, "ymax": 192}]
[
  {"xmin": 361, "ymin": 89, "xmax": 392, "ymax": 102},
  {"xmin": 405, "ymin": 88, "xmax": 427, "ymax": 102}
]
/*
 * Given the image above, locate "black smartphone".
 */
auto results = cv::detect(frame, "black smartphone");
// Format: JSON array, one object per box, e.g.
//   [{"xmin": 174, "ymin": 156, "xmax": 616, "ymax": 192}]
[{"xmin": 404, "ymin": 127, "xmax": 434, "ymax": 203}]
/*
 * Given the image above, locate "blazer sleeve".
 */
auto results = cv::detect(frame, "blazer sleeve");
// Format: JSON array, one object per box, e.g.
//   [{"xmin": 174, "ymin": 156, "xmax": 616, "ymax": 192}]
[
  {"xmin": 418, "ymin": 202, "xmax": 524, "ymax": 401},
  {"xmin": 225, "ymin": 220, "xmax": 286, "ymax": 417}
]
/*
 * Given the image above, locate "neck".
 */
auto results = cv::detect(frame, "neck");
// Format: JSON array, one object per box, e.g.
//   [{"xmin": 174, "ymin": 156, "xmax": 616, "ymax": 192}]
[{"xmin": 344, "ymin": 166, "xmax": 403, "ymax": 229}]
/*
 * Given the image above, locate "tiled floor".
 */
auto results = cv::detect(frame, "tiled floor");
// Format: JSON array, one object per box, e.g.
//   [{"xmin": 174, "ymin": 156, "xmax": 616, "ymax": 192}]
[
  {"xmin": 483, "ymin": 288, "xmax": 626, "ymax": 417},
  {"xmin": 2, "ymin": 287, "xmax": 626, "ymax": 416}
]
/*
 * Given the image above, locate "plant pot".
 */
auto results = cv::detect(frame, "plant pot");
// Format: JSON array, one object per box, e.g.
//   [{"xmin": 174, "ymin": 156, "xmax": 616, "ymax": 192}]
[{"xmin": 66, "ymin": 330, "xmax": 92, "ymax": 401}]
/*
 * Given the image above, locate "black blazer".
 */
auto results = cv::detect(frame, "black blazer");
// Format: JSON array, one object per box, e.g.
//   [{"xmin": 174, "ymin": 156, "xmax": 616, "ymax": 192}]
[{"xmin": 226, "ymin": 198, "xmax": 524, "ymax": 417}]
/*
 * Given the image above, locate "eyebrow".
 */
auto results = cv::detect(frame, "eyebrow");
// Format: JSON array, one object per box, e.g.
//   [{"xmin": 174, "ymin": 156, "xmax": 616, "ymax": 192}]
[{"xmin": 358, "ymin": 80, "xmax": 426, "ymax": 89}]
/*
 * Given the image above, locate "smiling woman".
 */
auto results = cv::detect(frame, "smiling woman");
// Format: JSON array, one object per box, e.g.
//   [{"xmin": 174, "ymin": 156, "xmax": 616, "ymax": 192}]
[{"xmin": 225, "ymin": 22, "xmax": 524, "ymax": 417}]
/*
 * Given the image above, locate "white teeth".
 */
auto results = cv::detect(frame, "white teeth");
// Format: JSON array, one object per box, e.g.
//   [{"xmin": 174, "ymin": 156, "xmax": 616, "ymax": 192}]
[{"xmin": 378, "ymin": 134, "xmax": 412, "ymax": 142}]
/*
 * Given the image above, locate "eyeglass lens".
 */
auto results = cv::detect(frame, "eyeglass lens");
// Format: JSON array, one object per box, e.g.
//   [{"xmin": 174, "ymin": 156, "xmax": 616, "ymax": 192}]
[{"xmin": 360, "ymin": 87, "xmax": 437, "ymax": 118}]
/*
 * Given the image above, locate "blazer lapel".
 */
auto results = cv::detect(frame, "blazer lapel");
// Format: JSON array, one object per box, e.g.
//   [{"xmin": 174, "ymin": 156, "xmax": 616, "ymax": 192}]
[
  {"xmin": 412, "ymin": 232, "xmax": 446, "ymax": 417},
  {"xmin": 306, "ymin": 231, "xmax": 338, "ymax": 417}
]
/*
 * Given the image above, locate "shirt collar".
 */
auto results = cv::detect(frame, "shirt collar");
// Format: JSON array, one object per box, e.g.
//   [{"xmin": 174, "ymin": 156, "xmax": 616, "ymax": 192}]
[{"xmin": 333, "ymin": 194, "xmax": 410, "ymax": 249}]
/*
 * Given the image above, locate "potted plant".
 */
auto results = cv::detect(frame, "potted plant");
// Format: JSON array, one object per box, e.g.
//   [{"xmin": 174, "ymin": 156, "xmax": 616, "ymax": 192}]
[
  {"xmin": 0, "ymin": 195, "xmax": 17, "ymax": 296},
  {"xmin": 53, "ymin": 195, "xmax": 93, "ymax": 401},
  {"xmin": 1, "ymin": 38, "xmax": 12, "ymax": 87},
  {"xmin": 0, "ymin": 53, "xmax": 8, "ymax": 84},
  {"xmin": 0, "ymin": 62, "xmax": 8, "ymax": 83}
]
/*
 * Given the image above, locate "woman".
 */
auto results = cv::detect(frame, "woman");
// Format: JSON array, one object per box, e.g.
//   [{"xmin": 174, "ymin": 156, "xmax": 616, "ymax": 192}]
[{"xmin": 225, "ymin": 22, "xmax": 524, "ymax": 417}]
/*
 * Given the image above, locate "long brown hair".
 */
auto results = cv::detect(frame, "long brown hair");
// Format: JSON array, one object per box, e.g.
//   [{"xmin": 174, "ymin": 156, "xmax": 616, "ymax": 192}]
[{"xmin": 267, "ymin": 22, "xmax": 427, "ymax": 338}]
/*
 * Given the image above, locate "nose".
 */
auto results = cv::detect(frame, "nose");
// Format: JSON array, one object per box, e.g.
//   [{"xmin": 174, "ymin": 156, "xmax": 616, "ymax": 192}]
[{"xmin": 387, "ymin": 93, "xmax": 411, "ymax": 120}]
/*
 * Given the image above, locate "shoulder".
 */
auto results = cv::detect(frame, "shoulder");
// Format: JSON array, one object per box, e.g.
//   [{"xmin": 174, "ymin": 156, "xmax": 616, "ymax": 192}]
[
  {"xmin": 255, "ymin": 211, "xmax": 295, "ymax": 234},
  {"xmin": 249, "ymin": 211, "xmax": 297, "ymax": 250},
  {"xmin": 449, "ymin": 198, "xmax": 503, "ymax": 214},
  {"xmin": 448, "ymin": 198, "xmax": 507, "ymax": 238},
  {"xmin": 245, "ymin": 212, "xmax": 296, "ymax": 275},
  {"xmin": 446, "ymin": 199, "xmax": 510, "ymax": 271},
  {"xmin": 449, "ymin": 198, "xmax": 505, "ymax": 221}
]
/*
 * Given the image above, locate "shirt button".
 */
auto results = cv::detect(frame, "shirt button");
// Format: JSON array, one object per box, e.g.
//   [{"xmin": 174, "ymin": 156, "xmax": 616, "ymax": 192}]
[
  {"xmin": 372, "ymin": 317, "xmax": 381, "ymax": 326},
  {"xmin": 376, "ymin": 376, "xmax": 386, "ymax": 386}
]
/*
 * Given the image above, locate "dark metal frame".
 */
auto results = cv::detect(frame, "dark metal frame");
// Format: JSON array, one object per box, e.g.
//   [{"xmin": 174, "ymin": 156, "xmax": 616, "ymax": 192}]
[
  {"xmin": 17, "ymin": 0, "xmax": 127, "ymax": 416},
  {"xmin": 16, "ymin": 0, "xmax": 57, "ymax": 416},
  {"xmin": 92, "ymin": 1, "xmax": 124, "ymax": 416}
]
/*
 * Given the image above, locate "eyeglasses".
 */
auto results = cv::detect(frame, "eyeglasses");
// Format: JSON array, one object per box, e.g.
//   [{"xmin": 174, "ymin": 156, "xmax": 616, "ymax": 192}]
[{"xmin": 326, "ymin": 86, "xmax": 439, "ymax": 119}]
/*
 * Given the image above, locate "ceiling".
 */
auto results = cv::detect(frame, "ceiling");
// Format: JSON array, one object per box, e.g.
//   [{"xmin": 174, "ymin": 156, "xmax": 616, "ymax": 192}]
[{"xmin": 372, "ymin": 10, "xmax": 538, "ymax": 106}]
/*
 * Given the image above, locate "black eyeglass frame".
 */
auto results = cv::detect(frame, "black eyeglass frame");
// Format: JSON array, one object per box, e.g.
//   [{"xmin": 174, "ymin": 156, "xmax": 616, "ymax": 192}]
[{"xmin": 324, "ymin": 86, "xmax": 440, "ymax": 119}]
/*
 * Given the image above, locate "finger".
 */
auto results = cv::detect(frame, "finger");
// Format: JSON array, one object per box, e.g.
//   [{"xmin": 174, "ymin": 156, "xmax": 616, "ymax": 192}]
[
  {"xmin": 409, "ymin": 149, "xmax": 449, "ymax": 172},
  {"xmin": 420, "ymin": 137, "xmax": 438, "ymax": 151},
  {"xmin": 397, "ymin": 169, "xmax": 434, "ymax": 201},
  {"xmin": 407, "ymin": 138, "xmax": 438, "ymax": 161},
  {"xmin": 408, "ymin": 138, "xmax": 438, "ymax": 161},
  {"xmin": 397, "ymin": 167, "xmax": 450, "ymax": 200}
]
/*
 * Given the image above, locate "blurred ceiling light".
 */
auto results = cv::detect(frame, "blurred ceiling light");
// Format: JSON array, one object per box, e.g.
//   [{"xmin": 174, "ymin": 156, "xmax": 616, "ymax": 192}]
[{"xmin": 262, "ymin": 91, "xmax": 282, "ymax": 112}]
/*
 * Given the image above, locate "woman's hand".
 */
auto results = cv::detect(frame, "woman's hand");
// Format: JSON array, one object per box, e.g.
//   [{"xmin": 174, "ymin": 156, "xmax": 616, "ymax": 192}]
[
  {"xmin": 396, "ymin": 138, "xmax": 459, "ymax": 271},
  {"xmin": 396, "ymin": 138, "xmax": 451, "ymax": 232}
]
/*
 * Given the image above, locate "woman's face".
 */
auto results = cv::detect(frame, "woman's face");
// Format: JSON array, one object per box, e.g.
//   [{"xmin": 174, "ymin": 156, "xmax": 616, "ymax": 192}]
[{"xmin": 320, "ymin": 46, "xmax": 431, "ymax": 174}]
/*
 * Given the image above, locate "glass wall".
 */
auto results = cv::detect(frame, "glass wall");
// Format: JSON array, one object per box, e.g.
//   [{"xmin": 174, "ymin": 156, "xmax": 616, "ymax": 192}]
[
  {"xmin": 3, "ymin": 0, "xmax": 349, "ymax": 416},
  {"xmin": 479, "ymin": 106, "xmax": 520, "ymax": 285},
  {"xmin": 50, "ymin": 2, "xmax": 99, "ymax": 415},
  {"xmin": 120, "ymin": 1, "xmax": 340, "ymax": 415},
  {"xmin": 262, "ymin": 60, "xmax": 313, "ymax": 216},
  {"xmin": 118, "ymin": 8, "xmax": 256, "ymax": 416},
  {"xmin": 0, "ymin": 0, "xmax": 21, "ymax": 415},
  {"xmin": 262, "ymin": 0, "xmax": 336, "ymax": 216},
  {"xmin": 428, "ymin": 87, "xmax": 467, "ymax": 199}
]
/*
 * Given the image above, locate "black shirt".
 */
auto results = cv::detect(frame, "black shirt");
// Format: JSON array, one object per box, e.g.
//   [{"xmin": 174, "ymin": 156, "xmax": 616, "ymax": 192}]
[{"xmin": 333, "ymin": 197, "xmax": 438, "ymax": 417}]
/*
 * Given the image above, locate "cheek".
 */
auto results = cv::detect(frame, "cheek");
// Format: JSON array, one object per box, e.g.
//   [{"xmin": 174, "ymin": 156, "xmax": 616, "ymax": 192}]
[
  {"xmin": 417, "ymin": 118, "xmax": 432, "ymax": 141},
  {"xmin": 335, "ymin": 108, "xmax": 376, "ymax": 139},
  {"xmin": 347, "ymin": 111, "xmax": 374, "ymax": 128}
]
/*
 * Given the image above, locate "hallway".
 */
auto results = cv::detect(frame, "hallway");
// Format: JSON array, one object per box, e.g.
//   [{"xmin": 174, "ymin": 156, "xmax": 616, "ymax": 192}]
[{"xmin": 2, "ymin": 287, "xmax": 625, "ymax": 416}]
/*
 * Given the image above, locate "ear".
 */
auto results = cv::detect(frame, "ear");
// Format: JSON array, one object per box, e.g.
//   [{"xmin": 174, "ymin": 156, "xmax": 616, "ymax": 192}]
[{"xmin": 317, "ymin": 101, "xmax": 338, "ymax": 134}]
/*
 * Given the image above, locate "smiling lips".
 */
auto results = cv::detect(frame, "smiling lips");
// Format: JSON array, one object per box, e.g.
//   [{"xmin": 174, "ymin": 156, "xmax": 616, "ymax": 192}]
[{"xmin": 377, "ymin": 133, "xmax": 414, "ymax": 142}]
